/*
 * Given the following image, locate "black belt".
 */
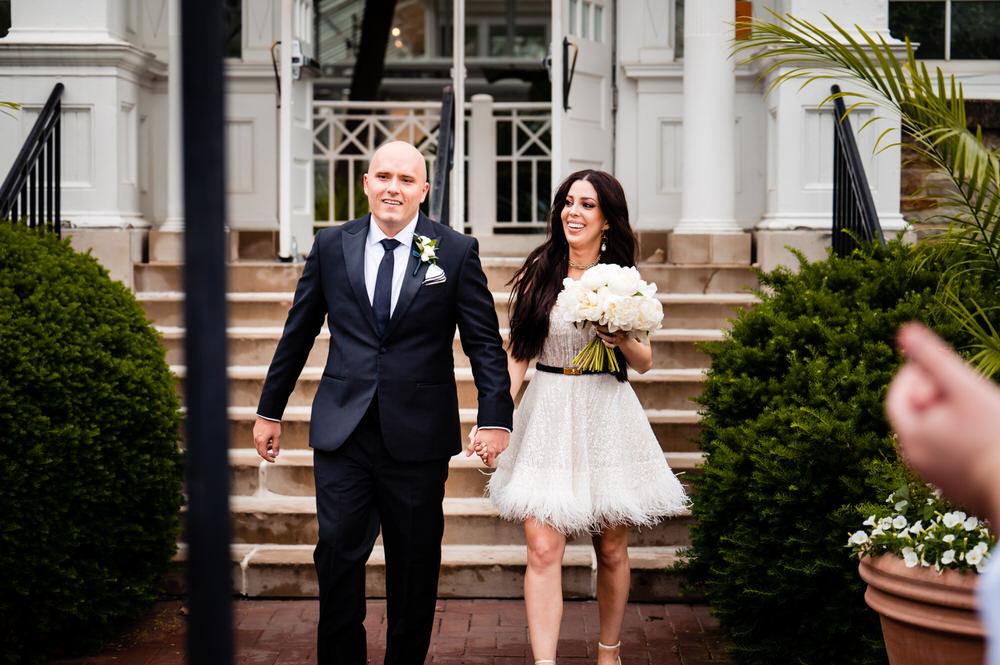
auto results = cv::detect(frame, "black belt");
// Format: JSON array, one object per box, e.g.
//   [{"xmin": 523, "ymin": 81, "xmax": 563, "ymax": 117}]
[{"xmin": 535, "ymin": 362, "xmax": 607, "ymax": 376}]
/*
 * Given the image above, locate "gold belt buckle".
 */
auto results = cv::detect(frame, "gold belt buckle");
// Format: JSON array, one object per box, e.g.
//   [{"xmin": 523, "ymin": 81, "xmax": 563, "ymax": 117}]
[{"xmin": 563, "ymin": 367, "xmax": 583, "ymax": 375}]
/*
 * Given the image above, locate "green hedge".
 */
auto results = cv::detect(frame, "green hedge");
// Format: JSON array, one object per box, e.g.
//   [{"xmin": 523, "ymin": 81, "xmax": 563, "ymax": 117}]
[
  {"xmin": 685, "ymin": 240, "xmax": 996, "ymax": 665},
  {"xmin": 0, "ymin": 224, "xmax": 182, "ymax": 664}
]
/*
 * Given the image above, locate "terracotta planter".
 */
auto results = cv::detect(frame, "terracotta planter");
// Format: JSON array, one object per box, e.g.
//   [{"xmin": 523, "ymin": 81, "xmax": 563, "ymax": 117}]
[{"xmin": 859, "ymin": 553, "xmax": 985, "ymax": 665}]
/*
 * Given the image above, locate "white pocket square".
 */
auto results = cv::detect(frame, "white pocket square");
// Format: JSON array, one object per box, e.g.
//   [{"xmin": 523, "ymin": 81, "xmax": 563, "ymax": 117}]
[{"xmin": 423, "ymin": 264, "xmax": 446, "ymax": 285}]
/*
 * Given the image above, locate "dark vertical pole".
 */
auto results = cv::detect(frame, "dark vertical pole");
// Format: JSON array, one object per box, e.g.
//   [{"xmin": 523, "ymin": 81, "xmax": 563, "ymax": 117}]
[
  {"xmin": 54, "ymin": 101, "xmax": 60, "ymax": 237},
  {"xmin": 180, "ymin": 1, "xmax": 233, "ymax": 665}
]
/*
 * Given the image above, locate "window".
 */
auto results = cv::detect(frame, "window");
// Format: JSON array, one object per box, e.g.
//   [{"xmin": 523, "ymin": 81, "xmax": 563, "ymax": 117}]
[
  {"xmin": 889, "ymin": 0, "xmax": 1000, "ymax": 60},
  {"xmin": 0, "ymin": 0, "xmax": 11, "ymax": 39}
]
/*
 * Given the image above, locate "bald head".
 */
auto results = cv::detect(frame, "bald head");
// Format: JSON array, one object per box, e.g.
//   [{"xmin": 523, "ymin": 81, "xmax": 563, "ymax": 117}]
[{"xmin": 363, "ymin": 141, "xmax": 430, "ymax": 235}]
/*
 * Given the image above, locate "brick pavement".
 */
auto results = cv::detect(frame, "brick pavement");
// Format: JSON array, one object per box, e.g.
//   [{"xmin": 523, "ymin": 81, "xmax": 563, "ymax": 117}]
[{"xmin": 45, "ymin": 599, "xmax": 730, "ymax": 665}]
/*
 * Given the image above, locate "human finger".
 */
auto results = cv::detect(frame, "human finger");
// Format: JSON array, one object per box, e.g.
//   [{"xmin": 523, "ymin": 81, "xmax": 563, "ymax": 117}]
[{"xmin": 897, "ymin": 323, "xmax": 983, "ymax": 396}]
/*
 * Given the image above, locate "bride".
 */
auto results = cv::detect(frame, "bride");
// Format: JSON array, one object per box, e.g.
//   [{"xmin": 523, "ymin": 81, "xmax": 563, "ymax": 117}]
[{"xmin": 468, "ymin": 170, "xmax": 688, "ymax": 665}]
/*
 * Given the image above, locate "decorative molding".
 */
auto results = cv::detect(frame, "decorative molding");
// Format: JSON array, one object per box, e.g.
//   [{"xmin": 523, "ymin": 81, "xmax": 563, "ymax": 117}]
[{"xmin": 226, "ymin": 119, "xmax": 255, "ymax": 194}]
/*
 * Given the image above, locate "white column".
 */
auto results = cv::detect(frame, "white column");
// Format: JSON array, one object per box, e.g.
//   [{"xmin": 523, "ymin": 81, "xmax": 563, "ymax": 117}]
[
  {"xmin": 467, "ymin": 93, "xmax": 496, "ymax": 238},
  {"xmin": 162, "ymin": 0, "xmax": 184, "ymax": 231},
  {"xmin": 675, "ymin": 0, "xmax": 740, "ymax": 234}
]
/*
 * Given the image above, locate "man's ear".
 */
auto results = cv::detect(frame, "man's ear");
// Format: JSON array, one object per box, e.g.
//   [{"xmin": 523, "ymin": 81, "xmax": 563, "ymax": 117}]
[{"xmin": 362, "ymin": 173, "xmax": 370, "ymax": 196}]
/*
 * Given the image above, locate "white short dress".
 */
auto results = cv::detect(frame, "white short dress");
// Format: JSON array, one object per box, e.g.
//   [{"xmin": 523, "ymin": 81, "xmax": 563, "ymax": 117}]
[{"xmin": 486, "ymin": 305, "xmax": 689, "ymax": 535}]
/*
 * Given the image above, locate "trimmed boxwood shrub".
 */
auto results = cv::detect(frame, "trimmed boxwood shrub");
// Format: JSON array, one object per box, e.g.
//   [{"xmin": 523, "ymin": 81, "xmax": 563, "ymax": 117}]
[
  {"xmin": 685, "ymin": 240, "xmax": 998, "ymax": 665},
  {"xmin": 0, "ymin": 224, "xmax": 182, "ymax": 664}
]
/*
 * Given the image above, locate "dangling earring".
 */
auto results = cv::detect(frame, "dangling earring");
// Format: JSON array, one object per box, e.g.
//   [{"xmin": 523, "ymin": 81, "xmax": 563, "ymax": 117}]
[{"xmin": 600, "ymin": 229, "xmax": 608, "ymax": 253}]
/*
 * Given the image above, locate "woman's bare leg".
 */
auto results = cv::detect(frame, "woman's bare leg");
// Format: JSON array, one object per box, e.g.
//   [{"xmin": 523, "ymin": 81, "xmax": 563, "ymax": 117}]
[
  {"xmin": 593, "ymin": 525, "xmax": 629, "ymax": 665},
  {"xmin": 524, "ymin": 518, "xmax": 567, "ymax": 662}
]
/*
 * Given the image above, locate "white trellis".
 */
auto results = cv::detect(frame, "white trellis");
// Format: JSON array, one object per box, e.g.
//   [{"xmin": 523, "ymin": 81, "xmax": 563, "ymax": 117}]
[{"xmin": 312, "ymin": 98, "xmax": 551, "ymax": 232}]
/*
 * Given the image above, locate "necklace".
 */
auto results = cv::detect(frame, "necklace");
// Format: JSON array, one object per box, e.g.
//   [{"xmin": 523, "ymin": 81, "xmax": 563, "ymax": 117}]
[{"xmin": 568, "ymin": 257, "xmax": 599, "ymax": 270}]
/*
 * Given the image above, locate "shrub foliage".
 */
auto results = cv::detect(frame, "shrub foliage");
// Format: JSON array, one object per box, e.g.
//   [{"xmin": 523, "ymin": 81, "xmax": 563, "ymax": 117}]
[
  {"xmin": 686, "ymin": 241, "xmax": 995, "ymax": 665},
  {"xmin": 0, "ymin": 225, "xmax": 182, "ymax": 663}
]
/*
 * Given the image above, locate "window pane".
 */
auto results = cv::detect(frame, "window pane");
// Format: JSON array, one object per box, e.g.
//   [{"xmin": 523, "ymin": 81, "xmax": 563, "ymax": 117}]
[
  {"xmin": 223, "ymin": 0, "xmax": 242, "ymax": 59},
  {"xmin": 951, "ymin": 1, "xmax": 1000, "ymax": 59},
  {"xmin": 465, "ymin": 25, "xmax": 478, "ymax": 57},
  {"xmin": 594, "ymin": 6, "xmax": 603, "ymax": 43},
  {"xmin": 569, "ymin": 0, "xmax": 578, "ymax": 36},
  {"xmin": 0, "ymin": 0, "xmax": 10, "ymax": 39},
  {"xmin": 582, "ymin": 1, "xmax": 590, "ymax": 39},
  {"xmin": 889, "ymin": 1, "xmax": 945, "ymax": 59},
  {"xmin": 675, "ymin": 0, "xmax": 684, "ymax": 59}
]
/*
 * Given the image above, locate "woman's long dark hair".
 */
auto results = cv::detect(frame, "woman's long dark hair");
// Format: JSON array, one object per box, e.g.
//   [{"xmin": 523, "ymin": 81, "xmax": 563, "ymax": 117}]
[{"xmin": 508, "ymin": 170, "xmax": 638, "ymax": 379}]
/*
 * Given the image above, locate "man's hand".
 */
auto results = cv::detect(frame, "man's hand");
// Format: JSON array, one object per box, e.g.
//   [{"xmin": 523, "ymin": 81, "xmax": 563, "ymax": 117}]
[
  {"xmin": 467, "ymin": 427, "xmax": 510, "ymax": 468},
  {"xmin": 253, "ymin": 416, "xmax": 281, "ymax": 463}
]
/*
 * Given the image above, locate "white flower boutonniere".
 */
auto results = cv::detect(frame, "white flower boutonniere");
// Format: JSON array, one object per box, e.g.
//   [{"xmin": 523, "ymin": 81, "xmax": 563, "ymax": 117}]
[{"xmin": 412, "ymin": 234, "xmax": 440, "ymax": 276}]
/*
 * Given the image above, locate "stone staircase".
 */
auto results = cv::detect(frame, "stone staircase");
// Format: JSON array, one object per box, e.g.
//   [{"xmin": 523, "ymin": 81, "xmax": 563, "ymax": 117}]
[{"xmin": 136, "ymin": 245, "xmax": 758, "ymax": 601}]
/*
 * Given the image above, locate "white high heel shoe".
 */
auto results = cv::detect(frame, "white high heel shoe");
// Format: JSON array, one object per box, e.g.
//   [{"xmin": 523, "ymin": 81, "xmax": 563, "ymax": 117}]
[{"xmin": 598, "ymin": 641, "xmax": 621, "ymax": 665}]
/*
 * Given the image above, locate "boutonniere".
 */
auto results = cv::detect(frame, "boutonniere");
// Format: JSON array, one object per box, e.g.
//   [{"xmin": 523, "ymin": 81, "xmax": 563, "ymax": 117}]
[{"xmin": 412, "ymin": 234, "xmax": 439, "ymax": 276}]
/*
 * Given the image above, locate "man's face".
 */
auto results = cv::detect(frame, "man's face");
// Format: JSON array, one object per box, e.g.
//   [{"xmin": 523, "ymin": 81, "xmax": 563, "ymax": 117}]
[{"xmin": 363, "ymin": 142, "xmax": 430, "ymax": 235}]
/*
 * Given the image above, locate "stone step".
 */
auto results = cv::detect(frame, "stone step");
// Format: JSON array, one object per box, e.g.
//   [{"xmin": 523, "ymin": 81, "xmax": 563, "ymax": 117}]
[
  {"xmin": 227, "ymin": 449, "xmax": 704, "ymax": 499},
  {"xmin": 135, "ymin": 259, "xmax": 758, "ymax": 295},
  {"xmin": 170, "ymin": 543, "xmax": 688, "ymax": 600},
  {"xmin": 139, "ymin": 291, "xmax": 758, "ymax": 330},
  {"xmin": 172, "ymin": 366, "xmax": 707, "ymax": 412},
  {"xmin": 216, "ymin": 406, "xmax": 704, "ymax": 454},
  {"xmin": 199, "ymin": 495, "xmax": 694, "ymax": 549},
  {"xmin": 156, "ymin": 325, "xmax": 725, "ymax": 369}
]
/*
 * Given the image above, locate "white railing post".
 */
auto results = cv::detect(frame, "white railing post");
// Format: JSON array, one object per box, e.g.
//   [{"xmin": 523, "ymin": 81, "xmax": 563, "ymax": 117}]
[{"xmin": 468, "ymin": 93, "xmax": 496, "ymax": 239}]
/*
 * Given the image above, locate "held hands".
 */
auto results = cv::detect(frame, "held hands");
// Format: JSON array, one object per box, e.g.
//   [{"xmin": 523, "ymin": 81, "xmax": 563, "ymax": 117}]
[
  {"xmin": 465, "ymin": 426, "xmax": 510, "ymax": 468},
  {"xmin": 253, "ymin": 416, "xmax": 281, "ymax": 463}
]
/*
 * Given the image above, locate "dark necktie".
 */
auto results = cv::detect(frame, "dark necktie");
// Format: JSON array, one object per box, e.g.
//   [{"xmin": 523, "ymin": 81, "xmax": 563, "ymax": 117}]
[{"xmin": 373, "ymin": 238, "xmax": 401, "ymax": 334}]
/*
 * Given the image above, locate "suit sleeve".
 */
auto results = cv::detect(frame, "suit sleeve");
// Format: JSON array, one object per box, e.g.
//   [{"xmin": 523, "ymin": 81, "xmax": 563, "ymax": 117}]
[
  {"xmin": 256, "ymin": 237, "xmax": 328, "ymax": 420},
  {"xmin": 454, "ymin": 237, "xmax": 514, "ymax": 430}
]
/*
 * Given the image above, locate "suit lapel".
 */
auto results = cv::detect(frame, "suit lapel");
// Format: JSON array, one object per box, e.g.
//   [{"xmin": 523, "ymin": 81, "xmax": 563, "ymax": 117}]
[
  {"xmin": 383, "ymin": 213, "xmax": 438, "ymax": 340},
  {"xmin": 342, "ymin": 216, "xmax": 380, "ymax": 336}
]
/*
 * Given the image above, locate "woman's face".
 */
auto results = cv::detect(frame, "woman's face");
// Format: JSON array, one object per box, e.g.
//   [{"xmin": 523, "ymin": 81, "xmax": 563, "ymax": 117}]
[{"xmin": 560, "ymin": 179, "xmax": 608, "ymax": 254}]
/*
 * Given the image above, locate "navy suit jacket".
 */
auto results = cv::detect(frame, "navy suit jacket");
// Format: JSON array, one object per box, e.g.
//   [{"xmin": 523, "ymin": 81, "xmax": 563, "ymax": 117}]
[{"xmin": 256, "ymin": 213, "xmax": 513, "ymax": 462}]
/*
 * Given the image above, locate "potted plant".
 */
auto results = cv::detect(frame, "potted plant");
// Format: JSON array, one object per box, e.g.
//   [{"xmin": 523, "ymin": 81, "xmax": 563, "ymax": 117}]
[{"xmin": 848, "ymin": 479, "xmax": 994, "ymax": 664}]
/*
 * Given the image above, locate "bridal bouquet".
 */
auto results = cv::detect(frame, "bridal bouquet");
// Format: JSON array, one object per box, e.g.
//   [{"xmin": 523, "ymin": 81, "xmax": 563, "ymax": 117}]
[{"xmin": 555, "ymin": 263, "xmax": 663, "ymax": 373}]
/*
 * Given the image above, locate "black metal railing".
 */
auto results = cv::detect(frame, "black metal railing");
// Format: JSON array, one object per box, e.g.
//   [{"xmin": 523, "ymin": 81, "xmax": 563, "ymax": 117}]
[
  {"xmin": 0, "ymin": 83, "xmax": 64, "ymax": 236},
  {"xmin": 428, "ymin": 85, "xmax": 455, "ymax": 227},
  {"xmin": 831, "ymin": 84, "xmax": 884, "ymax": 256}
]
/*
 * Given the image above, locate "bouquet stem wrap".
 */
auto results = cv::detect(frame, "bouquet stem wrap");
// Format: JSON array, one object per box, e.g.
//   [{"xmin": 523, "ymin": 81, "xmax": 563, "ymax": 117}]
[{"xmin": 572, "ymin": 334, "xmax": 621, "ymax": 373}]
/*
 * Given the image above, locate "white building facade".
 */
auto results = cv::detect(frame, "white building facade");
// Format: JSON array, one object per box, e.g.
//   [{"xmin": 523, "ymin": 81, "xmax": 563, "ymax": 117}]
[{"xmin": 1, "ymin": 0, "xmax": 997, "ymax": 281}]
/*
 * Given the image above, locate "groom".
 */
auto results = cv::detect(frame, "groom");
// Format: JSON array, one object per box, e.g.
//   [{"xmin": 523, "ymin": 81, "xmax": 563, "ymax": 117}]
[{"xmin": 253, "ymin": 141, "xmax": 513, "ymax": 664}]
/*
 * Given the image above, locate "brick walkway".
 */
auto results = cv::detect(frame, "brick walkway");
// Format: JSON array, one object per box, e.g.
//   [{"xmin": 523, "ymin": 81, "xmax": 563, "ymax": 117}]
[{"xmin": 46, "ymin": 599, "xmax": 730, "ymax": 665}]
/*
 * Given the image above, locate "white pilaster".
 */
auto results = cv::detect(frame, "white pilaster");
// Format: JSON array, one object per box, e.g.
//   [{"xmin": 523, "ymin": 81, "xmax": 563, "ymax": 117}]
[
  {"xmin": 161, "ymin": 0, "xmax": 184, "ymax": 231},
  {"xmin": 675, "ymin": 0, "xmax": 740, "ymax": 234},
  {"xmin": 5, "ymin": 0, "xmax": 128, "ymax": 44}
]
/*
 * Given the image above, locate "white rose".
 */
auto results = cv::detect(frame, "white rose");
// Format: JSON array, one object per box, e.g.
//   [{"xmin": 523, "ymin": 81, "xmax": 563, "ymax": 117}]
[
  {"xmin": 635, "ymin": 296, "xmax": 664, "ymax": 333},
  {"xmin": 580, "ymin": 263, "xmax": 617, "ymax": 290},
  {"xmin": 637, "ymin": 279, "xmax": 657, "ymax": 297},
  {"xmin": 606, "ymin": 296, "xmax": 639, "ymax": 332},
  {"xmin": 607, "ymin": 266, "xmax": 642, "ymax": 296},
  {"xmin": 941, "ymin": 549, "xmax": 956, "ymax": 565},
  {"xmin": 848, "ymin": 531, "xmax": 869, "ymax": 546}
]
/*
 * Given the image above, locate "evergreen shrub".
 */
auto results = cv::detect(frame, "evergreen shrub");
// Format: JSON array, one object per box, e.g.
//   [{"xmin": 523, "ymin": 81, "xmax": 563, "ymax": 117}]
[
  {"xmin": 0, "ymin": 224, "xmax": 182, "ymax": 664},
  {"xmin": 685, "ymin": 240, "xmax": 997, "ymax": 665}
]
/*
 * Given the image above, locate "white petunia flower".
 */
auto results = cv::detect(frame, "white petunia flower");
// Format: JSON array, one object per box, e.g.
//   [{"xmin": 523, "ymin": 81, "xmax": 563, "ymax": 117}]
[
  {"xmin": 863, "ymin": 515, "xmax": 877, "ymax": 527},
  {"xmin": 967, "ymin": 550, "xmax": 984, "ymax": 566},
  {"xmin": 902, "ymin": 547, "xmax": 919, "ymax": 568},
  {"xmin": 964, "ymin": 517, "xmax": 980, "ymax": 531},
  {"xmin": 848, "ymin": 531, "xmax": 869, "ymax": 546},
  {"xmin": 908, "ymin": 520, "xmax": 923, "ymax": 534},
  {"xmin": 879, "ymin": 517, "xmax": 894, "ymax": 531},
  {"xmin": 943, "ymin": 534, "xmax": 956, "ymax": 543},
  {"xmin": 895, "ymin": 500, "xmax": 909, "ymax": 511},
  {"xmin": 943, "ymin": 512, "xmax": 963, "ymax": 528},
  {"xmin": 941, "ymin": 550, "xmax": 956, "ymax": 565},
  {"xmin": 892, "ymin": 515, "xmax": 908, "ymax": 530}
]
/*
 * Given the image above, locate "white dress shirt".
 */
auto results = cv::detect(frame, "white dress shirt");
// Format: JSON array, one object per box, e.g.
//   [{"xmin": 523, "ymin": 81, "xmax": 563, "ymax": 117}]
[{"xmin": 364, "ymin": 214, "xmax": 418, "ymax": 316}]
